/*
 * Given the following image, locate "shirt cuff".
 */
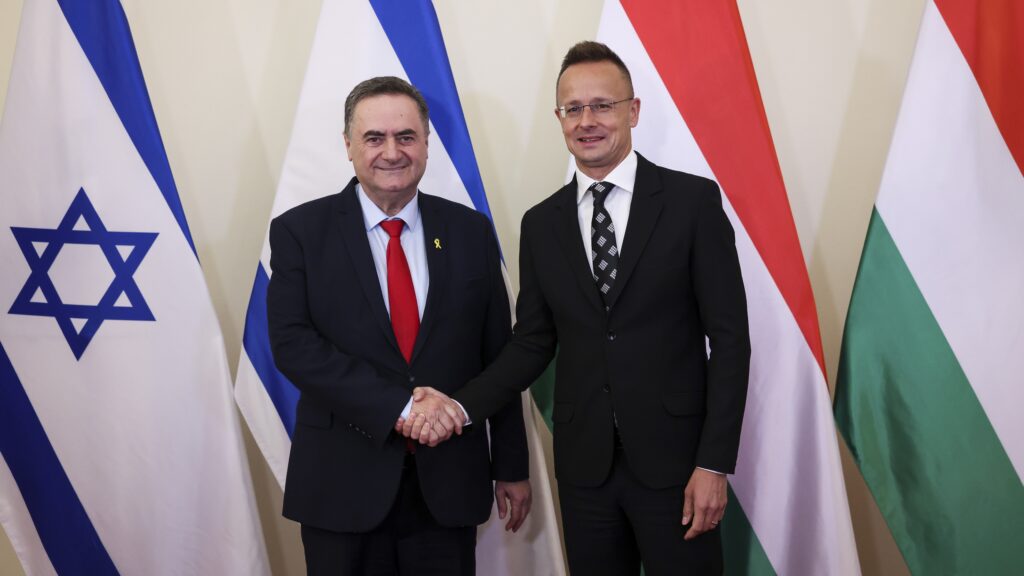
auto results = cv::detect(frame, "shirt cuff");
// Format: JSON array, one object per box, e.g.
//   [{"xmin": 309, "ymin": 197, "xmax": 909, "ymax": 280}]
[
  {"xmin": 697, "ymin": 466, "xmax": 725, "ymax": 476},
  {"xmin": 400, "ymin": 397, "xmax": 413, "ymax": 420}
]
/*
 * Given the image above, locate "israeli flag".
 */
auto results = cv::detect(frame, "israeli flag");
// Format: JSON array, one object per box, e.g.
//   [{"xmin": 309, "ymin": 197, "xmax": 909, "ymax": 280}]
[
  {"xmin": 233, "ymin": 1, "xmax": 564, "ymax": 573},
  {"xmin": 0, "ymin": 1, "xmax": 269, "ymax": 574}
]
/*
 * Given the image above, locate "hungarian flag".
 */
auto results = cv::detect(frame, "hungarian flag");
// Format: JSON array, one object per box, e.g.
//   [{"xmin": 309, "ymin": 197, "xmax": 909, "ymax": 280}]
[
  {"xmin": 0, "ymin": 0, "xmax": 268, "ymax": 574},
  {"xmin": 231, "ymin": 1, "xmax": 564, "ymax": 573},
  {"xmin": 590, "ymin": 2, "xmax": 861, "ymax": 574},
  {"xmin": 835, "ymin": 1, "xmax": 1024, "ymax": 574}
]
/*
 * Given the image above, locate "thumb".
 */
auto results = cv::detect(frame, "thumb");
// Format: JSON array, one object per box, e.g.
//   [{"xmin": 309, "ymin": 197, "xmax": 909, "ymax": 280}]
[
  {"xmin": 496, "ymin": 487, "xmax": 508, "ymax": 519},
  {"xmin": 412, "ymin": 387, "xmax": 427, "ymax": 401},
  {"xmin": 682, "ymin": 489, "xmax": 694, "ymax": 525}
]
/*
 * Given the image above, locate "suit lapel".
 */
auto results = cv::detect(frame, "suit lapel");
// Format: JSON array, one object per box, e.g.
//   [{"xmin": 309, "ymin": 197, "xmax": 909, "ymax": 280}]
[
  {"xmin": 334, "ymin": 180, "xmax": 401, "ymax": 356},
  {"xmin": 411, "ymin": 193, "xmax": 447, "ymax": 364},
  {"xmin": 604, "ymin": 154, "xmax": 663, "ymax": 308},
  {"xmin": 554, "ymin": 179, "xmax": 605, "ymax": 313}
]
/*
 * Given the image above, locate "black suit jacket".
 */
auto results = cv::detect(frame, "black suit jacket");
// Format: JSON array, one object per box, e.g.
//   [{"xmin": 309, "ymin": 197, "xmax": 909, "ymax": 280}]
[
  {"xmin": 267, "ymin": 178, "xmax": 528, "ymax": 532},
  {"xmin": 456, "ymin": 153, "xmax": 749, "ymax": 489}
]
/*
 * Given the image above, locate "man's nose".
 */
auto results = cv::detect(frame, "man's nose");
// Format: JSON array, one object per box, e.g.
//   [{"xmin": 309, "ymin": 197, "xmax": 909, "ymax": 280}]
[
  {"xmin": 381, "ymin": 138, "xmax": 400, "ymax": 159},
  {"xmin": 578, "ymin": 105, "xmax": 598, "ymax": 126}
]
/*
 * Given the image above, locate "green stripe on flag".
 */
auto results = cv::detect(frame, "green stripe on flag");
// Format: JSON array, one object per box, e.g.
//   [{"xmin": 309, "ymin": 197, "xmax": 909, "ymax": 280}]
[
  {"xmin": 722, "ymin": 486, "xmax": 777, "ymax": 576},
  {"xmin": 835, "ymin": 209, "xmax": 1024, "ymax": 575}
]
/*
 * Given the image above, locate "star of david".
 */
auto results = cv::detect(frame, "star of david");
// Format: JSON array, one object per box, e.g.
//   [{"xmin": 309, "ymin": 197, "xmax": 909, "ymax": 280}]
[{"xmin": 8, "ymin": 188, "xmax": 158, "ymax": 360}]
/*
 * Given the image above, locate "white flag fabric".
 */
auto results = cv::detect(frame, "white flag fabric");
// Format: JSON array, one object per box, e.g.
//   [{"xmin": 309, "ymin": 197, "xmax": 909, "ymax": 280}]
[
  {"xmin": 590, "ymin": 2, "xmax": 861, "ymax": 574},
  {"xmin": 232, "ymin": 1, "xmax": 565, "ymax": 573},
  {"xmin": 0, "ymin": 1, "xmax": 269, "ymax": 574}
]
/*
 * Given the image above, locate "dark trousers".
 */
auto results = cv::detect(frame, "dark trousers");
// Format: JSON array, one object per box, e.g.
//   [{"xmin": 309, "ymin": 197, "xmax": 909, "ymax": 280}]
[
  {"xmin": 559, "ymin": 445, "xmax": 723, "ymax": 576},
  {"xmin": 301, "ymin": 458, "xmax": 476, "ymax": 576}
]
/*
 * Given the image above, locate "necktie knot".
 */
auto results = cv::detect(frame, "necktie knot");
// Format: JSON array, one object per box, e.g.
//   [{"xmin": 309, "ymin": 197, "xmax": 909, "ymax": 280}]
[
  {"xmin": 589, "ymin": 181, "xmax": 612, "ymax": 207},
  {"xmin": 380, "ymin": 219, "xmax": 405, "ymax": 238}
]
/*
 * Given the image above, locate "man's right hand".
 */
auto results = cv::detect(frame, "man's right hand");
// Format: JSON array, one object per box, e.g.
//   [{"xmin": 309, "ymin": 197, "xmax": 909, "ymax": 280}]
[{"xmin": 394, "ymin": 387, "xmax": 466, "ymax": 446}]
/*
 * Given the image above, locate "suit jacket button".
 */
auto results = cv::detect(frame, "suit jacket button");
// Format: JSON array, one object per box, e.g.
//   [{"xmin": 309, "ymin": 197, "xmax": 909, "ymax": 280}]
[
  {"xmin": 607, "ymin": 330, "xmax": 616, "ymax": 341},
  {"xmin": 409, "ymin": 375, "xmax": 415, "ymax": 383}
]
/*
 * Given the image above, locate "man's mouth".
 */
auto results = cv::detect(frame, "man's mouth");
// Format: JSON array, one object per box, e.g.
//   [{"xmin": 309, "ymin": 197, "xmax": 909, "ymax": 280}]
[{"xmin": 578, "ymin": 136, "xmax": 603, "ymax": 143}]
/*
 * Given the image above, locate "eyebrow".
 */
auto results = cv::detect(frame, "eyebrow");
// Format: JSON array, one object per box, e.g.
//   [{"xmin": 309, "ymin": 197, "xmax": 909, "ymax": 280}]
[{"xmin": 361, "ymin": 129, "xmax": 419, "ymax": 138}]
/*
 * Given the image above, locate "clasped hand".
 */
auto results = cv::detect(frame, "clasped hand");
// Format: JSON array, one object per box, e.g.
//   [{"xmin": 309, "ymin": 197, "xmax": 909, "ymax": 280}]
[{"xmin": 394, "ymin": 387, "xmax": 466, "ymax": 447}]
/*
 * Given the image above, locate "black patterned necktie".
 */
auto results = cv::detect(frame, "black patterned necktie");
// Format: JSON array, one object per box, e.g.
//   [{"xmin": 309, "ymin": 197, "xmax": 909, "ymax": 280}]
[{"xmin": 590, "ymin": 181, "xmax": 618, "ymax": 301}]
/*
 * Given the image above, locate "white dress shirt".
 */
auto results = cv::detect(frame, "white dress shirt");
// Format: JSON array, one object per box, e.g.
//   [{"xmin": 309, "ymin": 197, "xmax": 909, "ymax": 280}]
[
  {"xmin": 575, "ymin": 150, "xmax": 638, "ymax": 271},
  {"xmin": 357, "ymin": 185, "xmax": 429, "ymax": 318}
]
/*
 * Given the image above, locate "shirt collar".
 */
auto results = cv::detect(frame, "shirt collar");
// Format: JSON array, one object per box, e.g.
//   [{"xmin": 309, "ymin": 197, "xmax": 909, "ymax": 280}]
[
  {"xmin": 576, "ymin": 150, "xmax": 638, "ymax": 206},
  {"xmin": 356, "ymin": 183, "xmax": 421, "ymax": 232}
]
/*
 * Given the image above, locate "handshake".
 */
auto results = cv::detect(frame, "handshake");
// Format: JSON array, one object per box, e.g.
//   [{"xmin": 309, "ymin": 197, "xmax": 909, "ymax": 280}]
[{"xmin": 394, "ymin": 386, "xmax": 469, "ymax": 447}]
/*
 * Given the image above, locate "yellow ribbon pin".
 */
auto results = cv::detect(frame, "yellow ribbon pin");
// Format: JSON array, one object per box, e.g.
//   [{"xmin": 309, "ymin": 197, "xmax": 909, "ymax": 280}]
[{"xmin": 434, "ymin": 238, "xmax": 442, "ymax": 250}]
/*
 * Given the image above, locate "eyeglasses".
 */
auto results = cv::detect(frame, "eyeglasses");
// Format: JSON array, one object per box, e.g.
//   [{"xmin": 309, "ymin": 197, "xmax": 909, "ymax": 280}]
[{"xmin": 557, "ymin": 98, "xmax": 634, "ymax": 120}]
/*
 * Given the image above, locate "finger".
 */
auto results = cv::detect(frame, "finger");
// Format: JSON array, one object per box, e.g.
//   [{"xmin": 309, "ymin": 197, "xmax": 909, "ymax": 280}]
[
  {"xmin": 495, "ymin": 489, "xmax": 508, "ymax": 520},
  {"xmin": 418, "ymin": 414, "xmax": 433, "ymax": 444},
  {"xmin": 506, "ymin": 498, "xmax": 520, "ymax": 531},
  {"xmin": 401, "ymin": 413, "xmax": 418, "ymax": 438},
  {"xmin": 442, "ymin": 404, "xmax": 464, "ymax": 435},
  {"xmin": 395, "ymin": 418, "xmax": 404, "ymax": 433},
  {"xmin": 681, "ymin": 489, "xmax": 694, "ymax": 526},
  {"xmin": 429, "ymin": 421, "xmax": 450, "ymax": 446},
  {"xmin": 435, "ymin": 408, "xmax": 456, "ymax": 435},
  {"xmin": 510, "ymin": 496, "xmax": 530, "ymax": 532},
  {"xmin": 410, "ymin": 413, "xmax": 427, "ymax": 442},
  {"xmin": 412, "ymin": 387, "xmax": 428, "ymax": 401},
  {"xmin": 686, "ymin": 506, "xmax": 708, "ymax": 541},
  {"xmin": 426, "ymin": 428, "xmax": 440, "ymax": 447}
]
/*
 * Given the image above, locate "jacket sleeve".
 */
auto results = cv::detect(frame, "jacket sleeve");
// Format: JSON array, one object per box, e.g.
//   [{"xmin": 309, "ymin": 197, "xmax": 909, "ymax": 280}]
[
  {"xmin": 456, "ymin": 210, "xmax": 558, "ymax": 425},
  {"xmin": 690, "ymin": 181, "xmax": 750, "ymax": 474},
  {"xmin": 477, "ymin": 221, "xmax": 529, "ymax": 482}
]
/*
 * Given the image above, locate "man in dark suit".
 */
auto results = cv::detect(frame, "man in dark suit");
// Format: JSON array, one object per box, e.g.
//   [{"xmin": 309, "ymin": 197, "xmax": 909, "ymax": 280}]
[
  {"xmin": 267, "ymin": 76, "xmax": 531, "ymax": 576},
  {"xmin": 402, "ymin": 42, "xmax": 750, "ymax": 575}
]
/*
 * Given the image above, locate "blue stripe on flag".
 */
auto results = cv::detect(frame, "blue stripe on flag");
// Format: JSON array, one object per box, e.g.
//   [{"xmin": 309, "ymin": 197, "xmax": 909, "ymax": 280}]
[
  {"xmin": 0, "ymin": 342, "xmax": 119, "ymax": 575},
  {"xmin": 369, "ymin": 0, "xmax": 493, "ymax": 221},
  {"xmin": 55, "ymin": 0, "xmax": 196, "ymax": 255},
  {"xmin": 242, "ymin": 263, "xmax": 299, "ymax": 437}
]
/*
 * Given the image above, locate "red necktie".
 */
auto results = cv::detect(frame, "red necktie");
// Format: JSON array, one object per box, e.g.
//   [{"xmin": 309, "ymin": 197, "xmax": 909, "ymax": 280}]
[{"xmin": 380, "ymin": 219, "xmax": 419, "ymax": 363}]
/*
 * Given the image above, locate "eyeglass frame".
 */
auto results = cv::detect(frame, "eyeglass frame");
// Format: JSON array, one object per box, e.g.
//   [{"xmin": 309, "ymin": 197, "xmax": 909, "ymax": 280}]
[{"xmin": 556, "ymin": 97, "xmax": 636, "ymax": 120}]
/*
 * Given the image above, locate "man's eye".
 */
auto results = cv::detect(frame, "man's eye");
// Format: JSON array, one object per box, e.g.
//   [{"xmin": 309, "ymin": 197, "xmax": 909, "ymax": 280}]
[
  {"xmin": 567, "ymin": 105, "xmax": 583, "ymax": 115},
  {"xmin": 594, "ymin": 103, "xmax": 614, "ymax": 112}
]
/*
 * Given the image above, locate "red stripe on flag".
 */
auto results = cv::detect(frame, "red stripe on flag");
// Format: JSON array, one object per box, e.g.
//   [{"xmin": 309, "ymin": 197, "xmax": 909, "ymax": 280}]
[
  {"xmin": 934, "ymin": 0, "xmax": 1024, "ymax": 177},
  {"xmin": 620, "ymin": 0, "xmax": 826, "ymax": 373}
]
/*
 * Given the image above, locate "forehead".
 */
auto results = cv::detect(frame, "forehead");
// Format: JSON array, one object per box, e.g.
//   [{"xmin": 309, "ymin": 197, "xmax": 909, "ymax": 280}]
[
  {"xmin": 557, "ymin": 61, "xmax": 630, "ymax": 102},
  {"xmin": 351, "ymin": 93, "xmax": 425, "ymax": 132}
]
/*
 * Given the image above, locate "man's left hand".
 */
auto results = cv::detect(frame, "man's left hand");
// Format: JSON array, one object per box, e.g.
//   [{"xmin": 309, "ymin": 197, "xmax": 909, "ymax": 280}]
[
  {"xmin": 681, "ymin": 468, "xmax": 727, "ymax": 540},
  {"xmin": 494, "ymin": 480, "xmax": 532, "ymax": 533}
]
